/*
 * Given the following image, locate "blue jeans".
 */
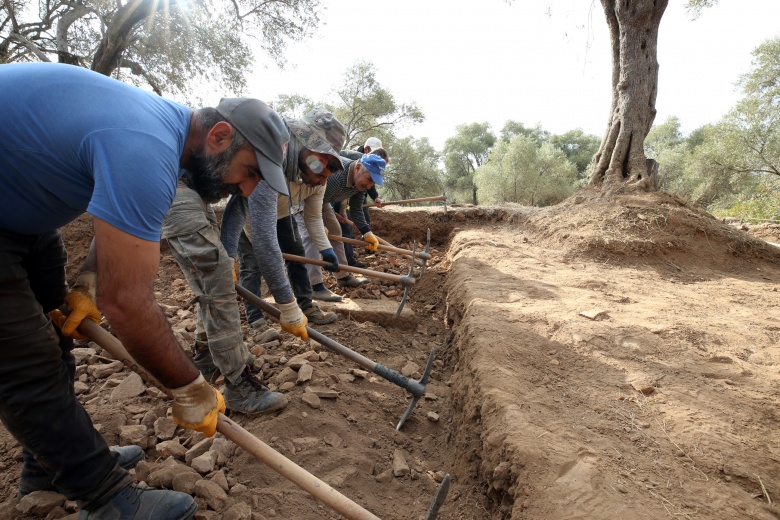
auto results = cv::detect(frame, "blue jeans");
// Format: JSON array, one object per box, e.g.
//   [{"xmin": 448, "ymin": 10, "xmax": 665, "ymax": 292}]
[{"xmin": 0, "ymin": 229, "xmax": 131, "ymax": 509}]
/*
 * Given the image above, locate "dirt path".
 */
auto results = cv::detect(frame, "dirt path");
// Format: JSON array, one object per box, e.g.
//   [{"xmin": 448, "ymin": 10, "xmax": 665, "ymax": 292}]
[{"xmin": 1, "ymin": 192, "xmax": 779, "ymax": 520}]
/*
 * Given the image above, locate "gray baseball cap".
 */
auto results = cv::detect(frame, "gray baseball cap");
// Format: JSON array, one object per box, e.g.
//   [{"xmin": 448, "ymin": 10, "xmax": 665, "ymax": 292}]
[
  {"xmin": 286, "ymin": 108, "xmax": 346, "ymax": 170},
  {"xmin": 216, "ymin": 98, "xmax": 290, "ymax": 196}
]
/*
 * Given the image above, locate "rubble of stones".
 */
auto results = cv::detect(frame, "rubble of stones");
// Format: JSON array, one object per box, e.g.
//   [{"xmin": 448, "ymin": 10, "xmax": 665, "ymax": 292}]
[{"xmin": 13, "ymin": 247, "xmax": 449, "ymax": 519}]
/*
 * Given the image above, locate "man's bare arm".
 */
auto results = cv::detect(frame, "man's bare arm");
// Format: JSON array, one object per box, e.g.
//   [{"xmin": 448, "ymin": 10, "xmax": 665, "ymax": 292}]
[
  {"xmin": 93, "ymin": 217, "xmax": 198, "ymax": 389},
  {"xmin": 80, "ymin": 238, "xmax": 98, "ymax": 274}
]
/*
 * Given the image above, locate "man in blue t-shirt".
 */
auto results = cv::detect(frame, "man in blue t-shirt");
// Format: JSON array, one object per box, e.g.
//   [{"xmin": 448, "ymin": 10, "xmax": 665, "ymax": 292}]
[{"xmin": 0, "ymin": 63, "xmax": 292, "ymax": 519}]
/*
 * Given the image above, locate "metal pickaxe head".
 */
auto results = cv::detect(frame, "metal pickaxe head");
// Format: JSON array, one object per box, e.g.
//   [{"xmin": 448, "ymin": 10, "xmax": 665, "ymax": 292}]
[
  {"xmin": 419, "ymin": 228, "xmax": 431, "ymax": 279},
  {"xmin": 394, "ymin": 240, "xmax": 416, "ymax": 319},
  {"xmin": 424, "ymin": 473, "xmax": 451, "ymax": 520}
]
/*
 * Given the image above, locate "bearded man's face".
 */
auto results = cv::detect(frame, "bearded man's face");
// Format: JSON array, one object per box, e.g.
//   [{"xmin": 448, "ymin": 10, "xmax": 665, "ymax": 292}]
[{"xmin": 187, "ymin": 139, "xmax": 244, "ymax": 203}]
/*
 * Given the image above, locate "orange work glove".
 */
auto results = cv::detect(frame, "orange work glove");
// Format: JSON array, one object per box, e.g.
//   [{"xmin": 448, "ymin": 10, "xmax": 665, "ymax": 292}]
[
  {"xmin": 50, "ymin": 272, "xmax": 101, "ymax": 340},
  {"xmin": 362, "ymin": 231, "xmax": 380, "ymax": 252},
  {"xmin": 171, "ymin": 374, "xmax": 226, "ymax": 437},
  {"xmin": 278, "ymin": 301, "xmax": 308, "ymax": 340}
]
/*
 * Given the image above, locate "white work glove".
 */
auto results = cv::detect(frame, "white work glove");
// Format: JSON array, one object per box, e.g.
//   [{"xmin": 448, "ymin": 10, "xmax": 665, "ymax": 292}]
[
  {"xmin": 363, "ymin": 231, "xmax": 379, "ymax": 252},
  {"xmin": 278, "ymin": 301, "xmax": 308, "ymax": 340}
]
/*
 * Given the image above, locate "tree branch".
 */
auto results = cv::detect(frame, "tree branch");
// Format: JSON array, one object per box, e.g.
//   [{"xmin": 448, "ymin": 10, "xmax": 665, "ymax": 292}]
[
  {"xmin": 120, "ymin": 57, "xmax": 163, "ymax": 95},
  {"xmin": 92, "ymin": 0, "xmax": 179, "ymax": 76},
  {"xmin": 7, "ymin": 32, "xmax": 52, "ymax": 62}
]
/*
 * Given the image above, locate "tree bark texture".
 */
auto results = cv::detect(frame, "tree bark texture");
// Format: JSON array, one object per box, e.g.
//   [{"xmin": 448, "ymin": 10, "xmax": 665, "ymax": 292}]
[{"xmin": 589, "ymin": 0, "xmax": 668, "ymax": 193}]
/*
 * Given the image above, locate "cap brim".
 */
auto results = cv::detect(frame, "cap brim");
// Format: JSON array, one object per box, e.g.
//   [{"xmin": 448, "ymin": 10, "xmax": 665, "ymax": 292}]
[
  {"xmin": 255, "ymin": 150, "xmax": 289, "ymax": 196},
  {"xmin": 369, "ymin": 171, "xmax": 384, "ymax": 187}
]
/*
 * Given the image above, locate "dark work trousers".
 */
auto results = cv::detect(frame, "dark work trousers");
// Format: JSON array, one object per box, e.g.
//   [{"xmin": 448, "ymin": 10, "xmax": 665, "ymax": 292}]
[
  {"xmin": 238, "ymin": 217, "xmax": 314, "ymax": 322},
  {"xmin": 340, "ymin": 221, "xmax": 356, "ymax": 265},
  {"xmin": 0, "ymin": 229, "xmax": 130, "ymax": 509},
  {"xmin": 237, "ymin": 230, "xmax": 266, "ymax": 325},
  {"xmin": 277, "ymin": 216, "xmax": 314, "ymax": 311}
]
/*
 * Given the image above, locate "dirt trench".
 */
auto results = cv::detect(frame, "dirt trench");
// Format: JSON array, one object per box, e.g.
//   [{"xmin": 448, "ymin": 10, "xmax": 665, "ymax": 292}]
[{"xmin": 2, "ymin": 198, "xmax": 780, "ymax": 520}]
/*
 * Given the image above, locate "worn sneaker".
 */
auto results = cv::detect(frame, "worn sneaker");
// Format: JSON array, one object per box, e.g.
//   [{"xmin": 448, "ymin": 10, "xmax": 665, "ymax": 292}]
[
  {"xmin": 191, "ymin": 339, "xmax": 220, "ymax": 384},
  {"xmin": 224, "ymin": 367, "xmax": 288, "ymax": 415},
  {"xmin": 311, "ymin": 288, "xmax": 343, "ymax": 302},
  {"xmin": 19, "ymin": 446, "xmax": 145, "ymax": 498},
  {"xmin": 337, "ymin": 275, "xmax": 367, "ymax": 288},
  {"xmin": 79, "ymin": 483, "xmax": 196, "ymax": 519},
  {"xmin": 249, "ymin": 318, "xmax": 280, "ymax": 344},
  {"xmin": 303, "ymin": 303, "xmax": 338, "ymax": 325}
]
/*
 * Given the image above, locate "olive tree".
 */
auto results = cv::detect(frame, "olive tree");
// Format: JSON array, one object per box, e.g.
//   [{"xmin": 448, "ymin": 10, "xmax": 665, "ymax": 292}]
[
  {"xmin": 476, "ymin": 135, "xmax": 578, "ymax": 206},
  {"xmin": 1, "ymin": 0, "xmax": 321, "ymax": 99},
  {"xmin": 443, "ymin": 122, "xmax": 496, "ymax": 205},
  {"xmin": 381, "ymin": 137, "xmax": 443, "ymax": 201},
  {"xmin": 329, "ymin": 61, "xmax": 424, "ymax": 149}
]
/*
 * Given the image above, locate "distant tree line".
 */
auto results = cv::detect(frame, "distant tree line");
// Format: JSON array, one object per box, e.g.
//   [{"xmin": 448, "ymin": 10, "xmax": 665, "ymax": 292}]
[{"xmin": 3, "ymin": 0, "xmax": 776, "ymax": 218}]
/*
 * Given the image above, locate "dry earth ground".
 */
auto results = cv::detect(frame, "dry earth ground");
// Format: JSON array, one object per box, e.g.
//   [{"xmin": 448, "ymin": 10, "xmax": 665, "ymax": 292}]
[{"xmin": 1, "ymin": 190, "xmax": 779, "ymax": 520}]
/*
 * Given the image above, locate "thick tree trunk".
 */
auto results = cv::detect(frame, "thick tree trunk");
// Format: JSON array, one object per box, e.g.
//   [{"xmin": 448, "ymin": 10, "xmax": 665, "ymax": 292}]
[
  {"xmin": 91, "ymin": 0, "xmax": 176, "ymax": 77},
  {"xmin": 589, "ymin": 0, "xmax": 668, "ymax": 193}
]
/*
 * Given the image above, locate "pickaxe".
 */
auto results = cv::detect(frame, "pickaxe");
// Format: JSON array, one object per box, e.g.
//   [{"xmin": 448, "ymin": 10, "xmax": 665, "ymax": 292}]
[
  {"xmin": 363, "ymin": 194, "xmax": 447, "ymax": 208},
  {"xmin": 281, "ymin": 252, "xmax": 415, "ymax": 318},
  {"xmin": 374, "ymin": 233, "xmax": 431, "ymax": 280},
  {"xmin": 78, "ymin": 319, "xmax": 451, "ymax": 519},
  {"xmin": 236, "ymin": 283, "xmax": 430, "ymax": 429},
  {"xmin": 326, "ymin": 234, "xmax": 428, "ymax": 271}
]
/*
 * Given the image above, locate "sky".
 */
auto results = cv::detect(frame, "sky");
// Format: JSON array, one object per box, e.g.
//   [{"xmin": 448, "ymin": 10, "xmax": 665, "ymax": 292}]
[{"xmin": 239, "ymin": 0, "xmax": 780, "ymax": 151}]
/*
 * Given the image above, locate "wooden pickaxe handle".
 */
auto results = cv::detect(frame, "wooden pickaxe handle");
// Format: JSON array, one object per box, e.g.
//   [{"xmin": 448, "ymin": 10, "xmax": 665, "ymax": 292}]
[
  {"xmin": 363, "ymin": 195, "xmax": 447, "ymax": 208},
  {"xmin": 77, "ymin": 319, "xmax": 382, "ymax": 520},
  {"xmin": 327, "ymin": 234, "xmax": 430, "ymax": 260},
  {"xmin": 282, "ymin": 253, "xmax": 414, "ymax": 286}
]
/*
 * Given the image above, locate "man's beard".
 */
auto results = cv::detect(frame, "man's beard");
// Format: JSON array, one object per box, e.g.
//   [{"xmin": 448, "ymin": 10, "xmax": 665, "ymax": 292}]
[{"xmin": 188, "ymin": 146, "xmax": 243, "ymax": 203}]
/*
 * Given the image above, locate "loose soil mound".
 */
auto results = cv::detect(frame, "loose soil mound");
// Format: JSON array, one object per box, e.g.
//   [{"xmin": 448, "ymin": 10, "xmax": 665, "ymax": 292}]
[{"xmin": 1, "ymin": 192, "xmax": 779, "ymax": 520}]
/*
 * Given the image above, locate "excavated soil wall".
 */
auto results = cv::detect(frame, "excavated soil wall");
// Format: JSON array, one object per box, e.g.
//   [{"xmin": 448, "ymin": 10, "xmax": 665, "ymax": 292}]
[{"xmin": 2, "ymin": 201, "xmax": 780, "ymax": 520}]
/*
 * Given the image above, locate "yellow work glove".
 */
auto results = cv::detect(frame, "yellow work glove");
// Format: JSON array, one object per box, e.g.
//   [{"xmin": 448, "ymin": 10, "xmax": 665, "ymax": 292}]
[
  {"xmin": 50, "ymin": 272, "xmax": 101, "ymax": 340},
  {"xmin": 278, "ymin": 301, "xmax": 308, "ymax": 341},
  {"xmin": 363, "ymin": 231, "xmax": 380, "ymax": 252},
  {"xmin": 171, "ymin": 373, "xmax": 226, "ymax": 437}
]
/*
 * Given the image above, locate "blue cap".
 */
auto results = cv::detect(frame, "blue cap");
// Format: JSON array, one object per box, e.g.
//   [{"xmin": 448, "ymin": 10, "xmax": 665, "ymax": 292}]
[{"xmin": 359, "ymin": 154, "xmax": 386, "ymax": 186}]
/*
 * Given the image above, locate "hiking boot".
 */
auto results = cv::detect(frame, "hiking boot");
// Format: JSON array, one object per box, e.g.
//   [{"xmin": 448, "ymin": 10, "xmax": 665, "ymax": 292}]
[
  {"xmin": 19, "ymin": 446, "xmax": 145, "ymax": 498},
  {"xmin": 78, "ymin": 483, "xmax": 196, "ymax": 520},
  {"xmin": 353, "ymin": 260, "xmax": 368, "ymax": 268},
  {"xmin": 191, "ymin": 335, "xmax": 220, "ymax": 384},
  {"xmin": 224, "ymin": 367, "xmax": 288, "ymax": 415},
  {"xmin": 303, "ymin": 303, "xmax": 338, "ymax": 325},
  {"xmin": 337, "ymin": 275, "xmax": 367, "ymax": 288},
  {"xmin": 311, "ymin": 288, "xmax": 342, "ymax": 302},
  {"xmin": 249, "ymin": 318, "xmax": 280, "ymax": 344}
]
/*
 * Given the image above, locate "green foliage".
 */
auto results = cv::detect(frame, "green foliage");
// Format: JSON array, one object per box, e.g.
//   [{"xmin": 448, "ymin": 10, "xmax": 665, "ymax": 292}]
[
  {"xmin": 645, "ymin": 116, "xmax": 690, "ymax": 193},
  {"xmin": 269, "ymin": 62, "xmax": 430, "ymax": 201},
  {"xmin": 549, "ymin": 128, "xmax": 601, "ymax": 175},
  {"xmin": 380, "ymin": 137, "xmax": 443, "ymax": 201},
  {"xmin": 272, "ymin": 94, "xmax": 316, "ymax": 119},
  {"xmin": 475, "ymin": 135, "xmax": 578, "ymax": 206},
  {"xmin": 685, "ymin": 0, "xmax": 719, "ymax": 19},
  {"xmin": 645, "ymin": 116, "xmax": 684, "ymax": 159},
  {"xmin": 330, "ymin": 61, "xmax": 424, "ymax": 148},
  {"xmin": 713, "ymin": 175, "xmax": 780, "ymax": 221},
  {"xmin": 500, "ymin": 120, "xmax": 550, "ymax": 146},
  {"xmin": 644, "ymin": 36, "xmax": 780, "ymax": 217},
  {"xmin": 0, "ymin": 0, "xmax": 322, "ymax": 101},
  {"xmin": 443, "ymin": 122, "xmax": 496, "ymax": 205}
]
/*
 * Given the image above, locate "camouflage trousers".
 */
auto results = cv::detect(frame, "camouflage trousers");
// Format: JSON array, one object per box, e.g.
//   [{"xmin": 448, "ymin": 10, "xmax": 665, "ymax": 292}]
[{"xmin": 161, "ymin": 180, "xmax": 252, "ymax": 384}]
